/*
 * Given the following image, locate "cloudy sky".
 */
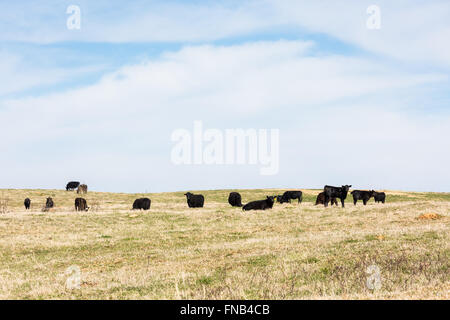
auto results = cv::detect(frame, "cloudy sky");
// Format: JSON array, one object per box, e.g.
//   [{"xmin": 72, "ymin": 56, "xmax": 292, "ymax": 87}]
[{"xmin": 0, "ymin": 0, "xmax": 449, "ymax": 193}]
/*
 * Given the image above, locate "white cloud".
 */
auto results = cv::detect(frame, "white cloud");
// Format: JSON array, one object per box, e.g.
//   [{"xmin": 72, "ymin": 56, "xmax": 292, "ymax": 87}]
[
  {"xmin": 0, "ymin": 51, "xmax": 64, "ymax": 96},
  {"xmin": 0, "ymin": 50, "xmax": 107, "ymax": 97},
  {"xmin": 0, "ymin": 40, "xmax": 448, "ymax": 192},
  {"xmin": 1, "ymin": 0, "xmax": 449, "ymax": 68},
  {"xmin": 273, "ymin": 0, "xmax": 450, "ymax": 67}
]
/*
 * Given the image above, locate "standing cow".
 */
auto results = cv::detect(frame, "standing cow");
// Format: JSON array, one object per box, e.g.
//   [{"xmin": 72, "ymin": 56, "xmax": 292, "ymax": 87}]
[
  {"xmin": 132, "ymin": 198, "xmax": 151, "ymax": 210},
  {"xmin": 75, "ymin": 198, "xmax": 89, "ymax": 211},
  {"xmin": 228, "ymin": 192, "xmax": 243, "ymax": 207},
  {"xmin": 66, "ymin": 181, "xmax": 80, "ymax": 191},
  {"xmin": 184, "ymin": 192, "xmax": 205, "ymax": 208},
  {"xmin": 77, "ymin": 184, "xmax": 88, "ymax": 194},
  {"xmin": 279, "ymin": 191, "xmax": 303, "ymax": 204},
  {"xmin": 45, "ymin": 197, "xmax": 54, "ymax": 209},
  {"xmin": 373, "ymin": 191, "xmax": 386, "ymax": 204},
  {"xmin": 24, "ymin": 198, "xmax": 31, "ymax": 210},
  {"xmin": 351, "ymin": 190, "xmax": 375, "ymax": 205},
  {"xmin": 315, "ymin": 192, "xmax": 338, "ymax": 206},
  {"xmin": 323, "ymin": 185, "xmax": 352, "ymax": 208}
]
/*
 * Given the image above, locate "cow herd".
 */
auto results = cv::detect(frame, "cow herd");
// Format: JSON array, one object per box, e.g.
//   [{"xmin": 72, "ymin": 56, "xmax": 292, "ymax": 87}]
[
  {"xmin": 132, "ymin": 185, "xmax": 385, "ymax": 212},
  {"xmin": 23, "ymin": 181, "xmax": 89, "ymax": 212},
  {"xmin": 21, "ymin": 182, "xmax": 386, "ymax": 212}
]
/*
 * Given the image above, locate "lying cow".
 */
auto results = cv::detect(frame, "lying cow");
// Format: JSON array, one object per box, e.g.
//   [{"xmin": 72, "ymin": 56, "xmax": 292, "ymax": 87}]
[
  {"xmin": 75, "ymin": 198, "xmax": 89, "ymax": 211},
  {"xmin": 323, "ymin": 185, "xmax": 352, "ymax": 208},
  {"xmin": 185, "ymin": 192, "xmax": 204, "ymax": 208},
  {"xmin": 315, "ymin": 192, "xmax": 338, "ymax": 206},
  {"xmin": 242, "ymin": 196, "xmax": 275, "ymax": 211},
  {"xmin": 351, "ymin": 190, "xmax": 375, "ymax": 205},
  {"xmin": 24, "ymin": 198, "xmax": 31, "ymax": 210},
  {"xmin": 373, "ymin": 191, "xmax": 386, "ymax": 204},
  {"xmin": 132, "ymin": 198, "xmax": 151, "ymax": 210},
  {"xmin": 66, "ymin": 181, "xmax": 80, "ymax": 191},
  {"xmin": 279, "ymin": 191, "xmax": 303, "ymax": 204},
  {"xmin": 228, "ymin": 192, "xmax": 243, "ymax": 207}
]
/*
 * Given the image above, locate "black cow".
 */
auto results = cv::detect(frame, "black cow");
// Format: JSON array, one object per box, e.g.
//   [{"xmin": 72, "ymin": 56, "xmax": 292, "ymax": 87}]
[
  {"xmin": 132, "ymin": 198, "xmax": 151, "ymax": 210},
  {"xmin": 315, "ymin": 192, "xmax": 338, "ymax": 206},
  {"xmin": 75, "ymin": 198, "xmax": 89, "ymax": 211},
  {"xmin": 228, "ymin": 192, "xmax": 243, "ymax": 207},
  {"xmin": 373, "ymin": 191, "xmax": 386, "ymax": 204},
  {"xmin": 351, "ymin": 190, "xmax": 375, "ymax": 205},
  {"xmin": 45, "ymin": 197, "xmax": 54, "ymax": 208},
  {"xmin": 279, "ymin": 191, "xmax": 303, "ymax": 204},
  {"xmin": 24, "ymin": 198, "xmax": 31, "ymax": 210},
  {"xmin": 185, "ymin": 192, "xmax": 204, "ymax": 208},
  {"xmin": 66, "ymin": 181, "xmax": 80, "ymax": 191},
  {"xmin": 242, "ymin": 196, "xmax": 275, "ymax": 211},
  {"xmin": 276, "ymin": 195, "xmax": 283, "ymax": 203},
  {"xmin": 323, "ymin": 185, "xmax": 352, "ymax": 208}
]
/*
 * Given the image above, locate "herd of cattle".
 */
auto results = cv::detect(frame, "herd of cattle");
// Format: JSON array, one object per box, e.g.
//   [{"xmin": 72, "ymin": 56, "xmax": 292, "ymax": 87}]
[{"xmin": 21, "ymin": 181, "xmax": 386, "ymax": 212}]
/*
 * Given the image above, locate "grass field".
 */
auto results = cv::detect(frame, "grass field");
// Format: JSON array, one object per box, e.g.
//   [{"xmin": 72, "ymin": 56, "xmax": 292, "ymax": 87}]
[{"xmin": 0, "ymin": 188, "xmax": 448, "ymax": 299}]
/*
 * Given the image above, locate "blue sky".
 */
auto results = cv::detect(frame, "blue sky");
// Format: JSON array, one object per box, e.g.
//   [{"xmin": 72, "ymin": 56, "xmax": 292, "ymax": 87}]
[{"xmin": 0, "ymin": 0, "xmax": 449, "ymax": 192}]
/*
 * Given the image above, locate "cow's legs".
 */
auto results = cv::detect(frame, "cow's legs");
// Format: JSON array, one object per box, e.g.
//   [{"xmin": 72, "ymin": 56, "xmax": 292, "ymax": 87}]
[
  {"xmin": 324, "ymin": 195, "xmax": 329, "ymax": 207},
  {"xmin": 341, "ymin": 198, "xmax": 345, "ymax": 208}
]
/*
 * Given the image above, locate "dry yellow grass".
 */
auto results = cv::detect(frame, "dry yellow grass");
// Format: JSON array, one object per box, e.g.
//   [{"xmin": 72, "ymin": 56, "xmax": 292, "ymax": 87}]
[
  {"xmin": 417, "ymin": 213, "xmax": 443, "ymax": 220},
  {"xmin": 0, "ymin": 188, "xmax": 448, "ymax": 299}
]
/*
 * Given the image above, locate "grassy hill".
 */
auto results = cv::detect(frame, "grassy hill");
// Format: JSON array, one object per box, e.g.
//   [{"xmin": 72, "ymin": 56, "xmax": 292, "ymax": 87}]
[{"xmin": 0, "ymin": 188, "xmax": 448, "ymax": 299}]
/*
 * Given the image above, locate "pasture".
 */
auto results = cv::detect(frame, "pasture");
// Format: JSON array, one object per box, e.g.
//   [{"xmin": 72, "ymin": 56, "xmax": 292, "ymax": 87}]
[{"xmin": 0, "ymin": 188, "xmax": 448, "ymax": 299}]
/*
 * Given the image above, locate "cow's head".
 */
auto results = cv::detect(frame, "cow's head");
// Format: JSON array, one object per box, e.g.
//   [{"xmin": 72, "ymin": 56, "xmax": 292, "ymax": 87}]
[
  {"xmin": 342, "ymin": 185, "xmax": 352, "ymax": 192},
  {"xmin": 184, "ymin": 192, "xmax": 193, "ymax": 199}
]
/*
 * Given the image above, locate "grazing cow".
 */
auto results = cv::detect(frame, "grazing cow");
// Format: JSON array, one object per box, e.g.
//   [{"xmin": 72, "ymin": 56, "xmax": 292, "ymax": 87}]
[
  {"xmin": 315, "ymin": 192, "xmax": 338, "ymax": 206},
  {"xmin": 242, "ymin": 196, "xmax": 275, "ymax": 211},
  {"xmin": 66, "ymin": 181, "xmax": 80, "ymax": 191},
  {"xmin": 323, "ymin": 185, "xmax": 352, "ymax": 208},
  {"xmin": 77, "ymin": 184, "xmax": 88, "ymax": 194},
  {"xmin": 373, "ymin": 191, "xmax": 386, "ymax": 204},
  {"xmin": 45, "ymin": 197, "xmax": 54, "ymax": 209},
  {"xmin": 184, "ymin": 192, "xmax": 205, "ymax": 208},
  {"xmin": 351, "ymin": 190, "xmax": 375, "ymax": 205},
  {"xmin": 132, "ymin": 198, "xmax": 151, "ymax": 210},
  {"xmin": 75, "ymin": 198, "xmax": 89, "ymax": 211},
  {"xmin": 24, "ymin": 198, "xmax": 31, "ymax": 210},
  {"xmin": 279, "ymin": 191, "xmax": 303, "ymax": 204},
  {"xmin": 228, "ymin": 192, "xmax": 243, "ymax": 207}
]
